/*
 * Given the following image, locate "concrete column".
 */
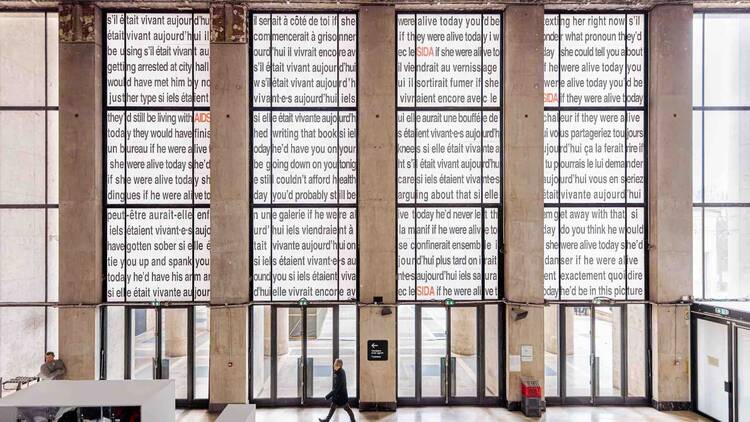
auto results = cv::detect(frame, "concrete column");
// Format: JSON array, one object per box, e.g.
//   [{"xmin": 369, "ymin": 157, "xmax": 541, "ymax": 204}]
[
  {"xmin": 358, "ymin": 4, "xmax": 397, "ymax": 411},
  {"xmin": 208, "ymin": 3, "xmax": 249, "ymax": 411},
  {"xmin": 648, "ymin": 4, "xmax": 693, "ymax": 410},
  {"xmin": 58, "ymin": 2, "xmax": 102, "ymax": 380},
  {"xmin": 503, "ymin": 5, "xmax": 545, "ymax": 408}
]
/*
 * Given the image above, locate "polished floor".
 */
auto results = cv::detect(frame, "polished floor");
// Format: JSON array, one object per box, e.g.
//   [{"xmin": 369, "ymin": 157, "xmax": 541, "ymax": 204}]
[{"xmin": 176, "ymin": 407, "xmax": 709, "ymax": 421}]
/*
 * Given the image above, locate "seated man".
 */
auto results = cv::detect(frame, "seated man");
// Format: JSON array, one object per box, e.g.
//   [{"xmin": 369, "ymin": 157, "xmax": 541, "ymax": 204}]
[{"xmin": 39, "ymin": 351, "xmax": 66, "ymax": 380}]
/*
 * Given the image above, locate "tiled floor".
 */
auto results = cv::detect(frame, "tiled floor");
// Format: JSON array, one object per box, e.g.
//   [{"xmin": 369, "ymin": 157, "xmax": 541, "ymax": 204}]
[{"xmin": 176, "ymin": 406, "xmax": 710, "ymax": 421}]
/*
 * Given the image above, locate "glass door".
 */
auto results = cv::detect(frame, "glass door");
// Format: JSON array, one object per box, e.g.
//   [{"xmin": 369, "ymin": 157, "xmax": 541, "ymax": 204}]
[
  {"xmin": 398, "ymin": 305, "xmax": 483, "ymax": 406},
  {"xmin": 558, "ymin": 305, "xmax": 645, "ymax": 405},
  {"xmin": 251, "ymin": 305, "xmax": 356, "ymax": 406}
]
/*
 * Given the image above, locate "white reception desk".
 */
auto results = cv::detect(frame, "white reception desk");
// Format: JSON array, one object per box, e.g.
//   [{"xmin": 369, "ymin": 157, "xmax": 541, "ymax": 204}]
[{"xmin": 0, "ymin": 380, "xmax": 175, "ymax": 421}]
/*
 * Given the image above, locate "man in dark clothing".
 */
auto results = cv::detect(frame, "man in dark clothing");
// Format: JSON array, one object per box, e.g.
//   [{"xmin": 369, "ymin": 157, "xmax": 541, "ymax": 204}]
[
  {"xmin": 39, "ymin": 351, "xmax": 66, "ymax": 380},
  {"xmin": 319, "ymin": 358, "xmax": 355, "ymax": 422}
]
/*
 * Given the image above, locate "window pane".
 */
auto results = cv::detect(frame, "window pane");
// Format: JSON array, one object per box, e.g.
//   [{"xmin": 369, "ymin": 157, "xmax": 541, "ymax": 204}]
[
  {"xmin": 0, "ymin": 13, "xmax": 46, "ymax": 106},
  {"xmin": 0, "ymin": 307, "xmax": 46, "ymax": 391},
  {"xmin": 704, "ymin": 111, "xmax": 750, "ymax": 203},
  {"xmin": 693, "ymin": 208, "xmax": 704, "ymax": 299},
  {"xmin": 251, "ymin": 305, "xmax": 271, "ymax": 399},
  {"xmin": 693, "ymin": 110, "xmax": 702, "ymax": 203},
  {"xmin": 693, "ymin": 14, "xmax": 703, "ymax": 107},
  {"xmin": 106, "ymin": 306, "xmax": 125, "ymax": 379},
  {"xmin": 194, "ymin": 306, "xmax": 210, "ymax": 399},
  {"xmin": 544, "ymin": 305, "xmax": 559, "ymax": 397},
  {"xmin": 626, "ymin": 305, "xmax": 646, "ymax": 397},
  {"xmin": 398, "ymin": 305, "xmax": 415, "ymax": 397},
  {"xmin": 47, "ymin": 208, "xmax": 59, "ymax": 302},
  {"xmin": 704, "ymin": 14, "xmax": 750, "ymax": 106},
  {"xmin": 0, "ymin": 111, "xmax": 46, "ymax": 204},
  {"xmin": 339, "ymin": 305, "xmax": 357, "ymax": 397},
  {"xmin": 0, "ymin": 209, "xmax": 45, "ymax": 302},
  {"xmin": 484, "ymin": 304, "xmax": 500, "ymax": 397},
  {"xmin": 704, "ymin": 207, "xmax": 750, "ymax": 299}
]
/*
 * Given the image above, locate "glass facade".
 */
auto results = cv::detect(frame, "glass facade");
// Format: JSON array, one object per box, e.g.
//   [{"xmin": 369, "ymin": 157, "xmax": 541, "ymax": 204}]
[
  {"xmin": 396, "ymin": 13, "xmax": 502, "ymax": 301},
  {"xmin": 250, "ymin": 13, "xmax": 358, "ymax": 302},
  {"xmin": 693, "ymin": 13, "xmax": 750, "ymax": 300},
  {"xmin": 543, "ymin": 13, "xmax": 647, "ymax": 301},
  {"xmin": 0, "ymin": 11, "xmax": 59, "ymax": 387}
]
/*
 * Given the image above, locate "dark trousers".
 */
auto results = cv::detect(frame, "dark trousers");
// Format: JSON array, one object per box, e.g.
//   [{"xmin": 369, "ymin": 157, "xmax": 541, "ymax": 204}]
[{"xmin": 322, "ymin": 402, "xmax": 355, "ymax": 422}]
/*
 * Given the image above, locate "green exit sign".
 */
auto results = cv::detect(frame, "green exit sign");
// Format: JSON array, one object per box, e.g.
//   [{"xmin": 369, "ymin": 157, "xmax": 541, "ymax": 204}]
[
  {"xmin": 715, "ymin": 307, "xmax": 729, "ymax": 316},
  {"xmin": 445, "ymin": 298, "xmax": 455, "ymax": 306},
  {"xmin": 298, "ymin": 298, "xmax": 309, "ymax": 306}
]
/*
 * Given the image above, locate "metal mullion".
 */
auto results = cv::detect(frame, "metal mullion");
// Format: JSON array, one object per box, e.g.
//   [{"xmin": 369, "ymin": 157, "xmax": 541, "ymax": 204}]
[
  {"xmin": 333, "ymin": 305, "xmax": 340, "ymax": 369},
  {"xmin": 44, "ymin": 10, "xmax": 49, "ymax": 307},
  {"xmin": 415, "ymin": 305, "xmax": 422, "ymax": 402},
  {"xmin": 124, "ymin": 307, "xmax": 132, "ymax": 379},
  {"xmin": 445, "ymin": 306, "xmax": 451, "ymax": 404},
  {"xmin": 480, "ymin": 13, "xmax": 485, "ymax": 302},
  {"xmin": 269, "ymin": 14, "xmax": 274, "ymax": 302},
  {"xmin": 156, "ymin": 308, "xmax": 163, "ymax": 380},
  {"xmin": 337, "ymin": 12, "xmax": 341, "ymax": 302},
  {"xmin": 187, "ymin": 306, "xmax": 195, "ymax": 402},
  {"xmin": 590, "ymin": 305, "xmax": 595, "ymax": 404},
  {"xmin": 301, "ymin": 306, "xmax": 308, "ymax": 405},
  {"xmin": 624, "ymin": 14, "xmax": 629, "ymax": 301},
  {"xmin": 701, "ymin": 13, "xmax": 707, "ymax": 299},
  {"xmin": 413, "ymin": 13, "xmax": 418, "ymax": 302},
  {"xmin": 123, "ymin": 12, "xmax": 129, "ymax": 303},
  {"xmin": 249, "ymin": 15, "xmax": 254, "ymax": 302},
  {"xmin": 557, "ymin": 13, "xmax": 562, "ymax": 301},
  {"xmin": 477, "ymin": 305, "xmax": 485, "ymax": 403},
  {"xmin": 271, "ymin": 306, "xmax": 278, "ymax": 400},
  {"xmin": 544, "ymin": 106, "xmax": 646, "ymax": 112},
  {"xmin": 191, "ymin": 12, "xmax": 197, "ymax": 302},
  {"xmin": 104, "ymin": 105, "xmax": 209, "ymax": 112},
  {"xmin": 559, "ymin": 305, "xmax": 566, "ymax": 402},
  {"xmin": 621, "ymin": 305, "xmax": 628, "ymax": 398},
  {"xmin": 251, "ymin": 106, "xmax": 356, "ymax": 112},
  {"xmin": 107, "ymin": 203, "xmax": 210, "ymax": 209}
]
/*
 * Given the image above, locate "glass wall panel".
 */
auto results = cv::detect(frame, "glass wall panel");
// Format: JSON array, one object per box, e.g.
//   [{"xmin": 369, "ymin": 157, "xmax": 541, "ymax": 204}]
[
  {"xmin": 106, "ymin": 306, "xmax": 125, "ymax": 380},
  {"xmin": 451, "ymin": 307, "xmax": 477, "ymax": 398},
  {"xmin": 130, "ymin": 308, "xmax": 156, "ymax": 380},
  {"xmin": 421, "ymin": 307, "xmax": 446, "ymax": 397},
  {"xmin": 339, "ymin": 305, "xmax": 357, "ymax": 397},
  {"xmin": 484, "ymin": 304, "xmax": 500, "ymax": 398},
  {"xmin": 694, "ymin": 13, "xmax": 750, "ymax": 300},
  {"xmin": 626, "ymin": 305, "xmax": 646, "ymax": 397},
  {"xmin": 277, "ymin": 308, "xmax": 301, "ymax": 399},
  {"xmin": 398, "ymin": 305, "xmax": 416, "ymax": 397},
  {"xmin": 250, "ymin": 13, "xmax": 358, "ymax": 302},
  {"xmin": 565, "ymin": 306, "xmax": 591, "ymax": 397},
  {"xmin": 161, "ymin": 308, "xmax": 188, "ymax": 399},
  {"xmin": 543, "ymin": 13, "xmax": 647, "ymax": 301},
  {"xmin": 396, "ymin": 13, "xmax": 502, "ymax": 301},
  {"xmin": 0, "ymin": 307, "xmax": 47, "ymax": 394},
  {"xmin": 252, "ymin": 305, "xmax": 271, "ymax": 399},
  {"xmin": 194, "ymin": 306, "xmax": 210, "ymax": 399},
  {"xmin": 544, "ymin": 305, "xmax": 559, "ymax": 397},
  {"xmin": 104, "ymin": 12, "xmax": 211, "ymax": 302}
]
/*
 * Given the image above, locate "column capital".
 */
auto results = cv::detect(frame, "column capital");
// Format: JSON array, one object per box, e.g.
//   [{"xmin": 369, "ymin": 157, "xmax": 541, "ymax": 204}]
[
  {"xmin": 59, "ymin": 1, "xmax": 100, "ymax": 44},
  {"xmin": 210, "ymin": 2, "xmax": 247, "ymax": 44}
]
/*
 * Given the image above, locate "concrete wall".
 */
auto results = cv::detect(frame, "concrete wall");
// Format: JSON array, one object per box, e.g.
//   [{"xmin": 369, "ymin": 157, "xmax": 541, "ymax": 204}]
[
  {"xmin": 357, "ymin": 5, "xmax": 397, "ymax": 410},
  {"xmin": 648, "ymin": 4, "xmax": 693, "ymax": 408},
  {"xmin": 502, "ymin": 5, "xmax": 546, "ymax": 406}
]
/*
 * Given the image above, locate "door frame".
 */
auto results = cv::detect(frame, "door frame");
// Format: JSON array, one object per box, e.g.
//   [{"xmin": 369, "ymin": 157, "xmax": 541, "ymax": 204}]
[
  {"xmin": 249, "ymin": 304, "xmax": 359, "ymax": 407},
  {"xmin": 396, "ymin": 303, "xmax": 504, "ymax": 407},
  {"xmin": 548, "ymin": 304, "xmax": 650, "ymax": 406}
]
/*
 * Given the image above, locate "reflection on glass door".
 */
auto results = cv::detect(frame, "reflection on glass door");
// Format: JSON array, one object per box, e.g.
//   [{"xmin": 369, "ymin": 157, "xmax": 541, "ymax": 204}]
[
  {"xmin": 131, "ymin": 308, "xmax": 156, "ymax": 380},
  {"xmin": 565, "ymin": 306, "xmax": 592, "ymax": 398},
  {"xmin": 451, "ymin": 307, "xmax": 478, "ymax": 398},
  {"xmin": 276, "ymin": 307, "xmax": 301, "ymax": 399},
  {"xmin": 594, "ymin": 306, "xmax": 621, "ymax": 397},
  {"xmin": 421, "ymin": 307, "xmax": 447, "ymax": 398},
  {"xmin": 307, "ymin": 307, "xmax": 333, "ymax": 399},
  {"xmin": 161, "ymin": 308, "xmax": 188, "ymax": 400}
]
